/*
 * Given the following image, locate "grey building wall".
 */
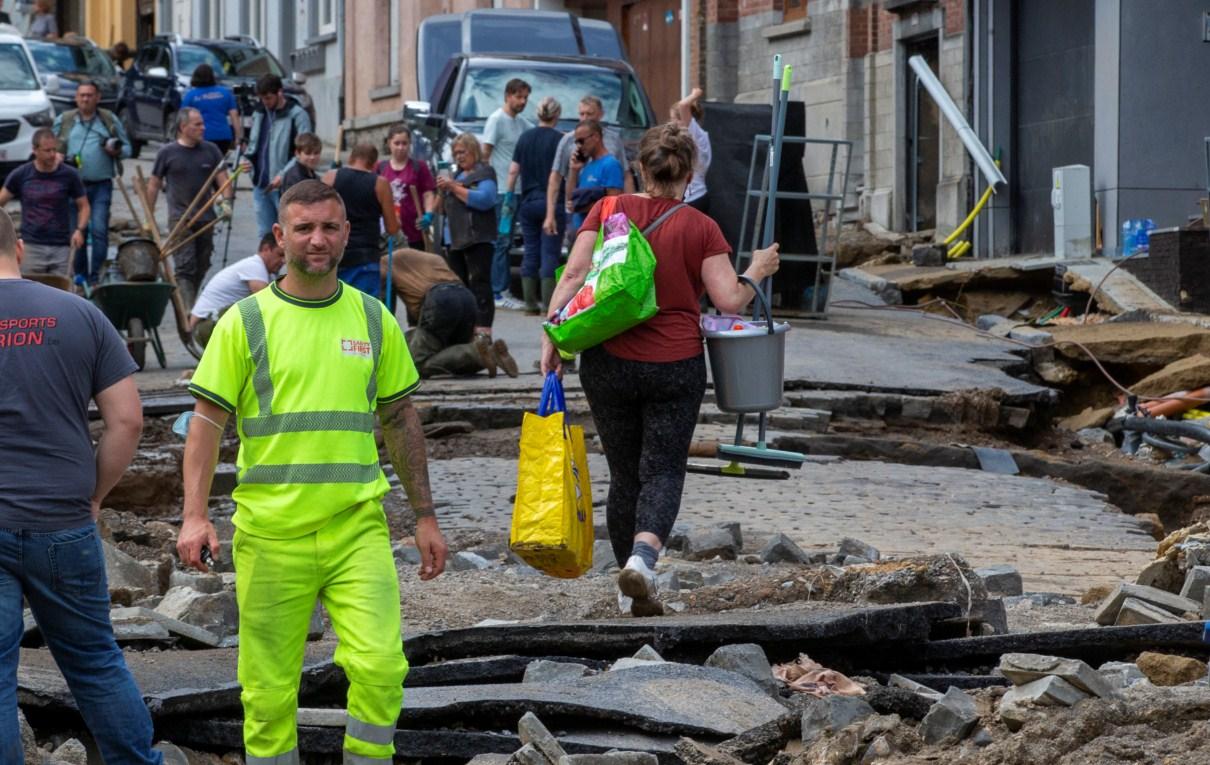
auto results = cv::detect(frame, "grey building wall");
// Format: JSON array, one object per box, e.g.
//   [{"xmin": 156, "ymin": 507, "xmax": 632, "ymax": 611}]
[{"xmin": 1097, "ymin": 0, "xmax": 1210, "ymax": 257}]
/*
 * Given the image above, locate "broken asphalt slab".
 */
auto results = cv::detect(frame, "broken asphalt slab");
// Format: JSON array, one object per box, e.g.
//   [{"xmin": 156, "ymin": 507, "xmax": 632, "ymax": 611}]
[
  {"xmin": 892, "ymin": 622, "xmax": 1210, "ymax": 672},
  {"xmin": 402, "ymin": 603, "xmax": 959, "ymax": 665},
  {"xmin": 158, "ymin": 720, "xmax": 683, "ymax": 764},
  {"xmin": 393, "ymin": 662, "xmax": 787, "ymax": 737}
]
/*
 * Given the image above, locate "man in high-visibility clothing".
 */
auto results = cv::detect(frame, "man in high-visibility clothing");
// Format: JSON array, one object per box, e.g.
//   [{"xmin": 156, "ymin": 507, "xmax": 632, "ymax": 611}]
[{"xmin": 176, "ymin": 179, "xmax": 448, "ymax": 765}]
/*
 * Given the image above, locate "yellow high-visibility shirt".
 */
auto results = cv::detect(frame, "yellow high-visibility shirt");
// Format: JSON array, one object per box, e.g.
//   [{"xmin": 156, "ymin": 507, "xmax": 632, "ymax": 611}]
[{"xmin": 189, "ymin": 280, "xmax": 419, "ymax": 539}]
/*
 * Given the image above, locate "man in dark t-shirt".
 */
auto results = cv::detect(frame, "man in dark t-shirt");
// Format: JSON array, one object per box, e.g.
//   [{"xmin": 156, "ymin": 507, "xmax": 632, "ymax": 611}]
[
  {"xmin": 0, "ymin": 212, "xmax": 161, "ymax": 764},
  {"xmin": 0, "ymin": 128, "xmax": 89, "ymax": 278},
  {"xmin": 147, "ymin": 107, "xmax": 233, "ymax": 309}
]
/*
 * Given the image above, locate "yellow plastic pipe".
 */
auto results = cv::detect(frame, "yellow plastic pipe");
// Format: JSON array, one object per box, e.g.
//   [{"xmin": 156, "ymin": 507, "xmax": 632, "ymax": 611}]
[
  {"xmin": 947, "ymin": 240, "xmax": 972, "ymax": 259},
  {"xmin": 944, "ymin": 184, "xmax": 994, "ymax": 246}
]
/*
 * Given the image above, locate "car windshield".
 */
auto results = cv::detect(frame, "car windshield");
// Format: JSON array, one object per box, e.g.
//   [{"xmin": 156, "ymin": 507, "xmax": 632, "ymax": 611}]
[
  {"xmin": 28, "ymin": 41, "xmax": 115, "ymax": 77},
  {"xmin": 0, "ymin": 43, "xmax": 39, "ymax": 90},
  {"xmin": 176, "ymin": 44, "xmax": 284, "ymax": 79},
  {"xmin": 457, "ymin": 64, "xmax": 641, "ymax": 127}
]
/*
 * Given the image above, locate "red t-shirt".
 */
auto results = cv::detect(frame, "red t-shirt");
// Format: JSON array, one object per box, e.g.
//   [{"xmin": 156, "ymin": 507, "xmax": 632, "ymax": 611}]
[
  {"xmin": 377, "ymin": 159, "xmax": 436, "ymax": 244},
  {"xmin": 578, "ymin": 194, "xmax": 731, "ymax": 363}
]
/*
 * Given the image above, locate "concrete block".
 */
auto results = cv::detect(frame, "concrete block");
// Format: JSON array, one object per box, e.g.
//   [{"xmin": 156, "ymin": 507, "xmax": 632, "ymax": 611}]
[
  {"xmin": 1098, "ymin": 661, "xmax": 1147, "ymax": 690},
  {"xmin": 801, "ymin": 695, "xmax": 875, "ymax": 744},
  {"xmin": 524, "ymin": 660, "xmax": 591, "ymax": 684},
  {"xmin": 1000, "ymin": 675, "xmax": 1090, "ymax": 707},
  {"xmin": 1115, "ymin": 597, "xmax": 1184, "ymax": 626},
  {"xmin": 704, "ymin": 644, "xmax": 777, "ymax": 694},
  {"xmin": 887, "ymin": 674, "xmax": 943, "ymax": 701},
  {"xmin": 590, "ymin": 540, "xmax": 619, "ymax": 574},
  {"xmin": 518, "ymin": 711, "xmax": 568, "ymax": 765},
  {"xmin": 998, "ymin": 653, "xmax": 1115, "ymax": 698},
  {"xmin": 168, "ymin": 570, "xmax": 224, "ymax": 594},
  {"xmin": 974, "ymin": 564, "xmax": 1023, "ymax": 597},
  {"xmin": 1179, "ymin": 566, "xmax": 1210, "ymax": 603},
  {"xmin": 1094, "ymin": 583, "xmax": 1200, "ymax": 625},
  {"xmin": 684, "ymin": 527, "xmax": 739, "ymax": 561},
  {"xmin": 633, "ymin": 644, "xmax": 664, "ymax": 662},
  {"xmin": 392, "ymin": 543, "xmax": 421, "ymax": 565},
  {"xmin": 919, "ymin": 687, "xmax": 979, "ymax": 745},
  {"xmin": 449, "ymin": 551, "xmax": 493, "ymax": 571},
  {"xmin": 760, "ymin": 534, "xmax": 813, "ymax": 564},
  {"xmin": 511, "ymin": 743, "xmax": 548, "ymax": 765},
  {"xmin": 838, "ymin": 537, "xmax": 880, "ymax": 561},
  {"xmin": 1007, "ymin": 326, "xmax": 1052, "ymax": 347}
]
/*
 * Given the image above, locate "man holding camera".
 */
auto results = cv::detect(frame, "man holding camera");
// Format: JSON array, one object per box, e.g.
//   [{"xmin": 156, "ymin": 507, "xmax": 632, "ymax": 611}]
[{"xmin": 53, "ymin": 80, "xmax": 131, "ymax": 285}]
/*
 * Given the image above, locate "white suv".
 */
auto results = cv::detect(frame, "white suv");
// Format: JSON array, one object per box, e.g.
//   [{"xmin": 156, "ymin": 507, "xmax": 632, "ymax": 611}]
[{"xmin": 0, "ymin": 24, "xmax": 56, "ymax": 180}]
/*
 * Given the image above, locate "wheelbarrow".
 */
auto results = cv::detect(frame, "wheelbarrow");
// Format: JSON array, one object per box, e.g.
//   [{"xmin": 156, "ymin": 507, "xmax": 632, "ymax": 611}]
[{"xmin": 91, "ymin": 280, "xmax": 176, "ymax": 370}]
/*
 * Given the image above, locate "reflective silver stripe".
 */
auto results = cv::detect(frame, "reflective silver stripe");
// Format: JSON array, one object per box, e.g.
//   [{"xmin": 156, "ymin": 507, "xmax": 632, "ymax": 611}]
[
  {"xmin": 239, "ymin": 298, "xmax": 274, "ymax": 416},
  {"xmin": 242, "ymin": 411, "xmax": 375, "ymax": 437},
  {"xmin": 246, "ymin": 749, "xmax": 299, "ymax": 765},
  {"xmin": 342, "ymin": 752, "xmax": 392, "ymax": 765},
  {"xmin": 240, "ymin": 462, "xmax": 382, "ymax": 485},
  {"xmin": 345, "ymin": 715, "xmax": 397, "ymax": 746},
  {"xmin": 360, "ymin": 293, "xmax": 381, "ymax": 405}
]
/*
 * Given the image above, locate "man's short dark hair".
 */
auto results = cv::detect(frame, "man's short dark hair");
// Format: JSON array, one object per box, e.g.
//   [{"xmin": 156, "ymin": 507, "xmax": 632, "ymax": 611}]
[
  {"xmin": 278, "ymin": 180, "xmax": 345, "ymax": 224},
  {"xmin": 348, "ymin": 142, "xmax": 378, "ymax": 166},
  {"xmin": 31, "ymin": 127, "xmax": 56, "ymax": 148},
  {"xmin": 75, "ymin": 79, "xmax": 99, "ymax": 95},
  {"xmin": 505, "ymin": 78, "xmax": 531, "ymax": 97},
  {"xmin": 576, "ymin": 119, "xmax": 603, "ymax": 138},
  {"xmin": 256, "ymin": 74, "xmax": 283, "ymax": 96},
  {"xmin": 0, "ymin": 209, "xmax": 16, "ymax": 259},
  {"xmin": 258, "ymin": 232, "xmax": 278, "ymax": 251}
]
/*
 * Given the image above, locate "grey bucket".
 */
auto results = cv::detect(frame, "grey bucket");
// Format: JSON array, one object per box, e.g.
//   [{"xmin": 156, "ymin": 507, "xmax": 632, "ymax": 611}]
[{"xmin": 704, "ymin": 276, "xmax": 791, "ymax": 413}]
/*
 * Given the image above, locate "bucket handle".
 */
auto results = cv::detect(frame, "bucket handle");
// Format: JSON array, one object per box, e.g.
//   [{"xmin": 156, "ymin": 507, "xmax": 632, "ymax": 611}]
[{"xmin": 737, "ymin": 275, "xmax": 776, "ymax": 335}]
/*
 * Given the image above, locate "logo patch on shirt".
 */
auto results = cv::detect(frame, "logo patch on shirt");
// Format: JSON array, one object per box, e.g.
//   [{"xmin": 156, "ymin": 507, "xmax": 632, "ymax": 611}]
[{"xmin": 341, "ymin": 338, "xmax": 372, "ymax": 358}]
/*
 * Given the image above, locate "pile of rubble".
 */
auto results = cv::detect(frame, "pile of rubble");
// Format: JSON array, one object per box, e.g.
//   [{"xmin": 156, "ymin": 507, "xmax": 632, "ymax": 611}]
[{"xmin": 1089, "ymin": 522, "xmax": 1210, "ymax": 626}]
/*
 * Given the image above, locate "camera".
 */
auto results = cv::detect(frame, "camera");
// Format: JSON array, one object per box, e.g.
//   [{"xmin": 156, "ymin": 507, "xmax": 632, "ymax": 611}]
[{"xmin": 104, "ymin": 137, "xmax": 122, "ymax": 153}]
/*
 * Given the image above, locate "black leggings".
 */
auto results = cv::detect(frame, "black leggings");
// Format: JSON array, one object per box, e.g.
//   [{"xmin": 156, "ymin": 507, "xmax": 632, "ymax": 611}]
[
  {"xmin": 579, "ymin": 346, "xmax": 707, "ymax": 567},
  {"xmin": 447, "ymin": 242, "xmax": 494, "ymax": 328}
]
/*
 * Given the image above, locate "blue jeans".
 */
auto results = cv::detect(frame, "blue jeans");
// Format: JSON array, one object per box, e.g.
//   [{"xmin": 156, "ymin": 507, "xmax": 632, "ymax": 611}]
[
  {"xmin": 0, "ymin": 523, "xmax": 161, "ymax": 765},
  {"xmin": 518, "ymin": 195, "xmax": 563, "ymax": 279},
  {"xmin": 253, "ymin": 185, "xmax": 281, "ymax": 239},
  {"xmin": 338, "ymin": 261, "xmax": 382, "ymax": 298},
  {"xmin": 71, "ymin": 180, "xmax": 113, "ymax": 283},
  {"xmin": 491, "ymin": 195, "xmax": 515, "ymax": 296}
]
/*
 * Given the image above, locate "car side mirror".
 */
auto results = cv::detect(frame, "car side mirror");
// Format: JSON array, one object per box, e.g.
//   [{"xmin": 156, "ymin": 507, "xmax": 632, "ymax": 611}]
[
  {"xmin": 403, "ymin": 100, "xmax": 431, "ymax": 119},
  {"xmin": 147, "ymin": 66, "xmax": 168, "ymax": 78},
  {"xmin": 42, "ymin": 74, "xmax": 60, "ymax": 94},
  {"xmin": 291, "ymin": 71, "xmax": 307, "ymax": 85}
]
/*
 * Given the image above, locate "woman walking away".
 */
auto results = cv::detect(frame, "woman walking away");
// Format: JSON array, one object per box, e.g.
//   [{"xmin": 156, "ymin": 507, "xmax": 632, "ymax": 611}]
[
  {"xmin": 182, "ymin": 64, "xmax": 241, "ymax": 155},
  {"xmin": 508, "ymin": 96, "xmax": 565, "ymax": 314},
  {"xmin": 438, "ymin": 133, "xmax": 515, "ymax": 376},
  {"xmin": 378, "ymin": 124, "xmax": 436, "ymax": 250},
  {"xmin": 541, "ymin": 123, "xmax": 781, "ymax": 617}
]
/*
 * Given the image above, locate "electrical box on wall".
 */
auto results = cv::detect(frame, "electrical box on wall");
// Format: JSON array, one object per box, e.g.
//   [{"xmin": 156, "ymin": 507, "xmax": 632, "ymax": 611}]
[{"xmin": 1051, "ymin": 165, "xmax": 1093, "ymax": 259}]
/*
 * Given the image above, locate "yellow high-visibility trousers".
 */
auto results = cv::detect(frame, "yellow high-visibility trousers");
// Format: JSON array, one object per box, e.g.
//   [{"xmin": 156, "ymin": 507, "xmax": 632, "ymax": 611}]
[{"xmin": 234, "ymin": 501, "xmax": 407, "ymax": 764}]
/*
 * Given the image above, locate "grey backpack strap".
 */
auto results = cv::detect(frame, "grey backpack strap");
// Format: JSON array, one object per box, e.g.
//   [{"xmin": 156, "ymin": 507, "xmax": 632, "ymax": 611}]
[{"xmin": 641, "ymin": 202, "xmax": 687, "ymax": 238}]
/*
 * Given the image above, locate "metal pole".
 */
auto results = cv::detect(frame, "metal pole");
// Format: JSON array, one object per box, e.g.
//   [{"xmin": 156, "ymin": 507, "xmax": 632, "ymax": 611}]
[
  {"xmin": 910, "ymin": 74, "xmax": 920, "ymax": 232},
  {"xmin": 908, "ymin": 54, "xmax": 1006, "ymax": 192},
  {"xmin": 680, "ymin": 0, "xmax": 691, "ymax": 98}
]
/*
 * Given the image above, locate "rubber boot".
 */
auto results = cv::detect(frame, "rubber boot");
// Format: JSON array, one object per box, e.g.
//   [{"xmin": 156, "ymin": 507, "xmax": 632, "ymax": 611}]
[
  {"xmin": 521, "ymin": 277, "xmax": 541, "ymax": 315},
  {"xmin": 540, "ymin": 277, "xmax": 557, "ymax": 315}
]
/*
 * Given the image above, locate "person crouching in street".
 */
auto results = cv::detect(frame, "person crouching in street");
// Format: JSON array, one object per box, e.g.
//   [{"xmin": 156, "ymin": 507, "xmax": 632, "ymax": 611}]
[
  {"xmin": 0, "ymin": 210, "xmax": 161, "ymax": 765},
  {"xmin": 187, "ymin": 232, "xmax": 285, "ymax": 347},
  {"xmin": 388, "ymin": 245, "xmax": 518, "ymax": 378},
  {"xmin": 541, "ymin": 124, "xmax": 780, "ymax": 617},
  {"xmin": 178, "ymin": 180, "xmax": 448, "ymax": 764}
]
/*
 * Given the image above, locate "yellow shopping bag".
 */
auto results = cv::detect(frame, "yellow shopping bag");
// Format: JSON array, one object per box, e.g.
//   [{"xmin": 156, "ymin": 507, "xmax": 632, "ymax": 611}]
[{"xmin": 510, "ymin": 373, "xmax": 593, "ymax": 578}]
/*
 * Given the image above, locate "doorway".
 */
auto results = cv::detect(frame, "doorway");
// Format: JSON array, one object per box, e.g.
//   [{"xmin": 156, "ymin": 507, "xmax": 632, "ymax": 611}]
[
  {"xmin": 622, "ymin": 0, "xmax": 682, "ymax": 120},
  {"xmin": 904, "ymin": 35, "xmax": 940, "ymax": 232}
]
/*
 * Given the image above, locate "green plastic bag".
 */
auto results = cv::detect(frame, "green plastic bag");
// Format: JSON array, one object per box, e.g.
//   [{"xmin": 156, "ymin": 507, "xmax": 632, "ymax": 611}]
[{"xmin": 544, "ymin": 200, "xmax": 685, "ymax": 354}]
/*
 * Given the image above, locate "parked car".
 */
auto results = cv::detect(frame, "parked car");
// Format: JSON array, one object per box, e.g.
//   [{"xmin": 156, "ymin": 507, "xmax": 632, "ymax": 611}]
[
  {"xmin": 0, "ymin": 24, "xmax": 56, "ymax": 180},
  {"xmin": 421, "ymin": 53, "xmax": 653, "ymax": 163},
  {"xmin": 26, "ymin": 35, "xmax": 121, "ymax": 114},
  {"xmin": 118, "ymin": 34, "xmax": 313, "ymax": 157},
  {"xmin": 417, "ymin": 9, "xmax": 627, "ymax": 104}
]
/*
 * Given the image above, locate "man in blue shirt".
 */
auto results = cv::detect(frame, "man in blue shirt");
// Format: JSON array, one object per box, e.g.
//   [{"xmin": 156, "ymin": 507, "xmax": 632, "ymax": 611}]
[
  {"xmin": 566, "ymin": 120, "xmax": 623, "ymax": 232},
  {"xmin": 53, "ymin": 80, "xmax": 131, "ymax": 284}
]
